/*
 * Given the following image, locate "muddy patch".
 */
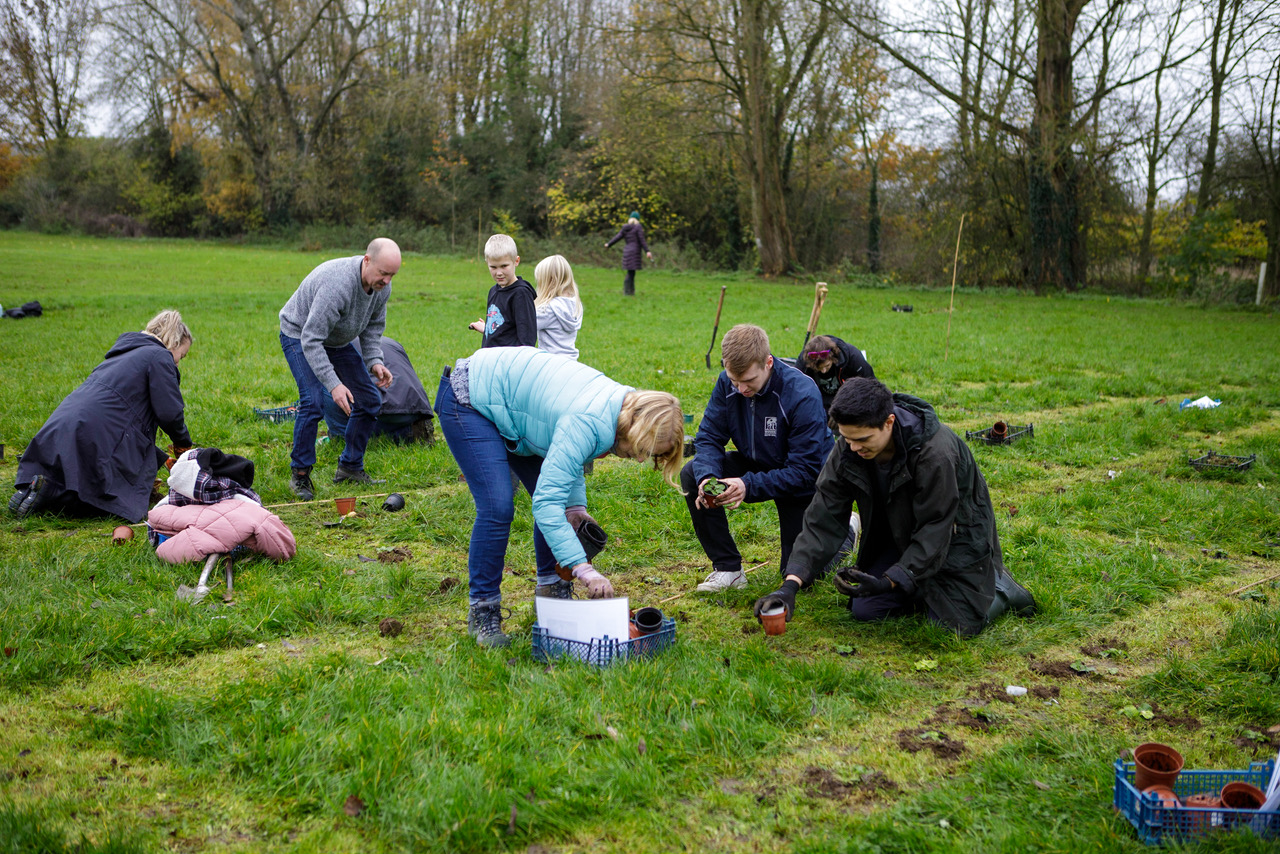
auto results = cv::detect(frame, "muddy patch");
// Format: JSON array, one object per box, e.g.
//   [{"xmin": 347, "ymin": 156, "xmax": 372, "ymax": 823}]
[
  {"xmin": 801, "ymin": 766, "xmax": 901, "ymax": 801},
  {"xmin": 1149, "ymin": 702, "xmax": 1201, "ymax": 731},
  {"xmin": 972, "ymin": 681, "xmax": 1017, "ymax": 704},
  {"xmin": 926, "ymin": 703, "xmax": 1001, "ymax": 733},
  {"xmin": 377, "ymin": 546, "xmax": 413, "ymax": 563},
  {"xmin": 895, "ymin": 728, "xmax": 966, "ymax": 760},
  {"xmin": 1031, "ymin": 685, "xmax": 1060, "ymax": 700},
  {"xmin": 1029, "ymin": 659, "xmax": 1091, "ymax": 679},
  {"xmin": 1080, "ymin": 637, "xmax": 1129, "ymax": 657}
]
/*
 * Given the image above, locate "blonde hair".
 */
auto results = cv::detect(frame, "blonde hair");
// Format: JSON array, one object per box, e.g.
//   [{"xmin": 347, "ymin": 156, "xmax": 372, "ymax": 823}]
[
  {"xmin": 484, "ymin": 233, "xmax": 519, "ymax": 263},
  {"xmin": 143, "ymin": 309, "xmax": 192, "ymax": 351},
  {"xmin": 534, "ymin": 255, "xmax": 583, "ymax": 320},
  {"xmin": 720, "ymin": 324, "xmax": 770, "ymax": 375},
  {"xmin": 617, "ymin": 390, "xmax": 684, "ymax": 490}
]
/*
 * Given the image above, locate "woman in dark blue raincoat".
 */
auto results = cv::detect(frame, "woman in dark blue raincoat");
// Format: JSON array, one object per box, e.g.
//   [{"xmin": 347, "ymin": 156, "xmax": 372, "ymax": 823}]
[{"xmin": 11, "ymin": 310, "xmax": 194, "ymax": 522}]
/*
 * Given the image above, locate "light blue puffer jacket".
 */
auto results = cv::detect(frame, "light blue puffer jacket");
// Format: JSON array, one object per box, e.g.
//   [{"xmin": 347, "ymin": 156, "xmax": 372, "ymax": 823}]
[{"xmin": 466, "ymin": 347, "xmax": 633, "ymax": 567}]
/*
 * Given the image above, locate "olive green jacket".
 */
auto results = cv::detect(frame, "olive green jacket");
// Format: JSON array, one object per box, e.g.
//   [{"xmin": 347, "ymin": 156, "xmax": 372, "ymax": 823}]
[{"xmin": 786, "ymin": 394, "xmax": 1000, "ymax": 635}]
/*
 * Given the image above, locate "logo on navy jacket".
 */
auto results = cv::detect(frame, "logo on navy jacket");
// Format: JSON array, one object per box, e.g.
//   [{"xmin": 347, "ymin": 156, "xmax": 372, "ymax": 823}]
[{"xmin": 764, "ymin": 417, "xmax": 778, "ymax": 437}]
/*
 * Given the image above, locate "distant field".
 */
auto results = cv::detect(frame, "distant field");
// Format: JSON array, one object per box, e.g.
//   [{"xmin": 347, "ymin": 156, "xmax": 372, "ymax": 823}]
[{"xmin": 0, "ymin": 232, "xmax": 1278, "ymax": 853}]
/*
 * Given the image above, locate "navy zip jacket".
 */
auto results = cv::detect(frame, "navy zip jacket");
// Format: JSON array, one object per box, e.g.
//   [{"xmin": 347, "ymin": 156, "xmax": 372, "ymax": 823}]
[{"xmin": 691, "ymin": 356, "xmax": 831, "ymax": 502}]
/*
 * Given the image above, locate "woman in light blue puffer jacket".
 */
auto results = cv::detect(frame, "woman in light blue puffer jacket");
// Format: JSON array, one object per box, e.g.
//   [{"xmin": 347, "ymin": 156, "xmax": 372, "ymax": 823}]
[{"xmin": 437, "ymin": 346, "xmax": 684, "ymax": 648}]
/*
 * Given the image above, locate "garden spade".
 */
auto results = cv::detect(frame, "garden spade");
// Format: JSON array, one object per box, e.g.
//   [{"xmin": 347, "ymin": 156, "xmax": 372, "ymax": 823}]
[{"xmin": 176, "ymin": 552, "xmax": 226, "ymax": 604}]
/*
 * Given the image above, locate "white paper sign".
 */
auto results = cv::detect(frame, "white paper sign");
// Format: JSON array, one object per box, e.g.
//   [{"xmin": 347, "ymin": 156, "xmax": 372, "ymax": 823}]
[{"xmin": 535, "ymin": 596, "xmax": 630, "ymax": 644}]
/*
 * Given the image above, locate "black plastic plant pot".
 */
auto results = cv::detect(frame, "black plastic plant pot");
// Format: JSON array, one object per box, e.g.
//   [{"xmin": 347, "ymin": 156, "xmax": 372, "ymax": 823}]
[{"xmin": 382, "ymin": 493, "xmax": 406, "ymax": 512}]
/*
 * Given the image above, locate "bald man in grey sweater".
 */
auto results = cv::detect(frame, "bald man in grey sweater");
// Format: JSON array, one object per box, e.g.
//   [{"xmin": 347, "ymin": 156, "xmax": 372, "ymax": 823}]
[{"xmin": 279, "ymin": 238, "xmax": 401, "ymax": 500}]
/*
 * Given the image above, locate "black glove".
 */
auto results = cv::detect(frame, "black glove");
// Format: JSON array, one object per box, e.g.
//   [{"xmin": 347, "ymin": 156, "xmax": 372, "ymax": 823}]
[
  {"xmin": 839, "ymin": 570, "xmax": 893, "ymax": 598},
  {"xmin": 753, "ymin": 580, "xmax": 800, "ymax": 621}
]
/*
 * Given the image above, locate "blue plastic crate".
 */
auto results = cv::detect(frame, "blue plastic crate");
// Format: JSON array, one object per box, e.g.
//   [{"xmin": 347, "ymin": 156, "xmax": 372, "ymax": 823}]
[
  {"xmin": 531, "ymin": 616, "xmax": 677, "ymax": 667},
  {"xmin": 1114, "ymin": 758, "xmax": 1279, "ymax": 844},
  {"xmin": 253, "ymin": 402, "xmax": 300, "ymax": 423}
]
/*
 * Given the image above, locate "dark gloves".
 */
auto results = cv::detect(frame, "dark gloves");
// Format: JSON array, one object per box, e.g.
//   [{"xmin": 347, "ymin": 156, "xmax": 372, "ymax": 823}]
[
  {"xmin": 753, "ymin": 579, "xmax": 800, "ymax": 621},
  {"xmin": 833, "ymin": 568, "xmax": 892, "ymax": 598},
  {"xmin": 566, "ymin": 505, "xmax": 607, "ymax": 561}
]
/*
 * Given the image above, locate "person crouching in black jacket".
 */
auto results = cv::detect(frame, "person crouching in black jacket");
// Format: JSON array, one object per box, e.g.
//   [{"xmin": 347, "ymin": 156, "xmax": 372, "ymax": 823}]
[
  {"xmin": 685, "ymin": 324, "xmax": 832, "ymax": 592},
  {"xmin": 796, "ymin": 334, "xmax": 875, "ymax": 414},
  {"xmin": 753, "ymin": 378, "xmax": 1035, "ymax": 636}
]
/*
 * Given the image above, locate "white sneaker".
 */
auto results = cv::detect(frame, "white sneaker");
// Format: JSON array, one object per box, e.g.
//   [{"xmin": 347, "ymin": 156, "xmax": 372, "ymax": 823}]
[{"xmin": 696, "ymin": 569, "xmax": 747, "ymax": 592}]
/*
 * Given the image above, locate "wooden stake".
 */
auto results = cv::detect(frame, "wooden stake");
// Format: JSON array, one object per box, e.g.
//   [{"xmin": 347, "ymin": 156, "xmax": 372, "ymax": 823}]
[
  {"xmin": 944, "ymin": 213, "xmax": 966, "ymax": 361},
  {"xmin": 1230, "ymin": 570, "xmax": 1280, "ymax": 595}
]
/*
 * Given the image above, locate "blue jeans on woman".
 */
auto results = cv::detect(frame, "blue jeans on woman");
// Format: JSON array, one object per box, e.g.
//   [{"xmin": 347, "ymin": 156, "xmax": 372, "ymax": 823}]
[
  {"xmin": 436, "ymin": 370, "xmax": 556, "ymax": 603},
  {"xmin": 280, "ymin": 332, "xmax": 381, "ymax": 473}
]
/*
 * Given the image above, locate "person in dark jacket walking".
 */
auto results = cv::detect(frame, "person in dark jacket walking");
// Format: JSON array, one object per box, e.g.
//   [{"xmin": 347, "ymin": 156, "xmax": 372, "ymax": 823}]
[
  {"xmin": 753, "ymin": 378, "xmax": 1035, "ymax": 636},
  {"xmin": 796, "ymin": 334, "xmax": 875, "ymax": 414},
  {"xmin": 11, "ymin": 310, "xmax": 194, "ymax": 522},
  {"xmin": 685, "ymin": 324, "xmax": 832, "ymax": 592},
  {"xmin": 605, "ymin": 212, "xmax": 652, "ymax": 295}
]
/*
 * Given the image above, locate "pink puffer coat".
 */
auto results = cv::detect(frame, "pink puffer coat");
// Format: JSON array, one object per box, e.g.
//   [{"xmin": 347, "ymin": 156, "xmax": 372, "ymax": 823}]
[{"xmin": 148, "ymin": 499, "xmax": 296, "ymax": 564}]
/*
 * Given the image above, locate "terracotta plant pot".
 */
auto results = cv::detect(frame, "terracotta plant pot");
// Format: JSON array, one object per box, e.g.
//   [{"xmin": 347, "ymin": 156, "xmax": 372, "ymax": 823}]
[
  {"xmin": 1133, "ymin": 742, "xmax": 1184, "ymax": 790},
  {"xmin": 760, "ymin": 606, "xmax": 787, "ymax": 636},
  {"xmin": 1220, "ymin": 781, "xmax": 1265, "ymax": 810},
  {"xmin": 112, "ymin": 525, "xmax": 134, "ymax": 544},
  {"xmin": 334, "ymin": 497, "xmax": 356, "ymax": 516},
  {"xmin": 1182, "ymin": 792, "xmax": 1223, "ymax": 833},
  {"xmin": 633, "ymin": 607, "xmax": 663, "ymax": 635},
  {"xmin": 990, "ymin": 421, "xmax": 1008, "ymax": 442}
]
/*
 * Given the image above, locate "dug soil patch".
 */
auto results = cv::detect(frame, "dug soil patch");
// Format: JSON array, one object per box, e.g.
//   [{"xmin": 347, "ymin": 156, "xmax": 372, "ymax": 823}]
[
  {"xmin": 926, "ymin": 704, "xmax": 1000, "ymax": 732},
  {"xmin": 895, "ymin": 728, "xmax": 966, "ymax": 760},
  {"xmin": 1029, "ymin": 659, "xmax": 1090, "ymax": 679},
  {"xmin": 1080, "ymin": 637, "xmax": 1129, "ymax": 657},
  {"xmin": 801, "ymin": 766, "xmax": 901, "ymax": 801}
]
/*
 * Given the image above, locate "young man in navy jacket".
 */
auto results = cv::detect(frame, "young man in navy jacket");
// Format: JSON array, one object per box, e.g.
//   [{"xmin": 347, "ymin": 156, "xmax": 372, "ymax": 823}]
[{"xmin": 684, "ymin": 324, "xmax": 832, "ymax": 591}]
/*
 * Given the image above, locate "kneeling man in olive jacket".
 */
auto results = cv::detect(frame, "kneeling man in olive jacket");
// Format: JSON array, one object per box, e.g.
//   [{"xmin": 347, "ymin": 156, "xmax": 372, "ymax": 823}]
[{"xmin": 753, "ymin": 378, "xmax": 1034, "ymax": 636}]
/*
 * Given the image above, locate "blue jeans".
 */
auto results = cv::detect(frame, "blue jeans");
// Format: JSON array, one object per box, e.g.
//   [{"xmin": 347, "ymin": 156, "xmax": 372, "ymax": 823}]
[
  {"xmin": 280, "ymin": 332, "xmax": 381, "ymax": 472},
  {"xmin": 436, "ymin": 371, "xmax": 555, "ymax": 603}
]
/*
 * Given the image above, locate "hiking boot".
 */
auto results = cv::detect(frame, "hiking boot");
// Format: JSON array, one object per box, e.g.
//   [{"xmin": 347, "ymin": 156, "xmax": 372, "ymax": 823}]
[
  {"xmin": 467, "ymin": 600, "xmax": 511, "ymax": 648},
  {"xmin": 290, "ymin": 469, "xmax": 315, "ymax": 501},
  {"xmin": 10, "ymin": 475, "xmax": 51, "ymax": 520},
  {"xmin": 534, "ymin": 579, "xmax": 574, "ymax": 600},
  {"xmin": 696, "ymin": 569, "xmax": 746, "ymax": 592},
  {"xmin": 333, "ymin": 465, "xmax": 386, "ymax": 485}
]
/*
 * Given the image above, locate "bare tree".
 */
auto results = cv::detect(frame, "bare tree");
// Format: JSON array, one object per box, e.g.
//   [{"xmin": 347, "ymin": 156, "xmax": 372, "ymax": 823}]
[
  {"xmin": 0, "ymin": 0, "xmax": 99, "ymax": 150},
  {"xmin": 829, "ymin": 0, "xmax": 1169, "ymax": 290},
  {"xmin": 106, "ymin": 0, "xmax": 382, "ymax": 219},
  {"xmin": 620, "ymin": 0, "xmax": 833, "ymax": 275},
  {"xmin": 1133, "ymin": 0, "xmax": 1203, "ymax": 290}
]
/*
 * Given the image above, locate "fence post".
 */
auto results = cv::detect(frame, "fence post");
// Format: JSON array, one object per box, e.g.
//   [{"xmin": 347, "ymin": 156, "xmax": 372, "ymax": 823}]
[{"xmin": 1258, "ymin": 262, "xmax": 1268, "ymax": 305}]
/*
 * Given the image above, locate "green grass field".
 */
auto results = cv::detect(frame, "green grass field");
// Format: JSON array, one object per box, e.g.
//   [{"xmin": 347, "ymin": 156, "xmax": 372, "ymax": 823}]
[{"xmin": 1, "ymin": 232, "xmax": 1278, "ymax": 853}]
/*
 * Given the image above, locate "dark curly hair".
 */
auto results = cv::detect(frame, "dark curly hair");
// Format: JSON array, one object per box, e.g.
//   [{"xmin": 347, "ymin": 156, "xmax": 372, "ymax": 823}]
[{"xmin": 827, "ymin": 377, "xmax": 893, "ymax": 429}]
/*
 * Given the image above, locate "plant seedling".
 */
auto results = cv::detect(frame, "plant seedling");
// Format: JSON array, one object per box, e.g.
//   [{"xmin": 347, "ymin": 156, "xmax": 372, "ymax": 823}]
[{"xmin": 701, "ymin": 477, "xmax": 727, "ymax": 505}]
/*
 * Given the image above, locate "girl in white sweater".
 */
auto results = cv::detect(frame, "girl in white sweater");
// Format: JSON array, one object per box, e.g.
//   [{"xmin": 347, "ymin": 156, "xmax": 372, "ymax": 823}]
[{"xmin": 533, "ymin": 255, "xmax": 584, "ymax": 360}]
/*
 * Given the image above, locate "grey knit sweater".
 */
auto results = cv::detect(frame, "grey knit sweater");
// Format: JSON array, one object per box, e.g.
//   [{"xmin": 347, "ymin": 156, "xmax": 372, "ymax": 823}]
[{"xmin": 279, "ymin": 255, "xmax": 390, "ymax": 391}]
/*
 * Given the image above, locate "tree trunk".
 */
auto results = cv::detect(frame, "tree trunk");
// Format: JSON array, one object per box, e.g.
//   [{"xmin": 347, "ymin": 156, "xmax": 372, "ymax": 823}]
[
  {"xmin": 867, "ymin": 159, "xmax": 881, "ymax": 272},
  {"xmin": 1196, "ymin": 0, "xmax": 1241, "ymax": 215},
  {"xmin": 1028, "ymin": 0, "xmax": 1085, "ymax": 291},
  {"xmin": 740, "ymin": 0, "xmax": 795, "ymax": 276}
]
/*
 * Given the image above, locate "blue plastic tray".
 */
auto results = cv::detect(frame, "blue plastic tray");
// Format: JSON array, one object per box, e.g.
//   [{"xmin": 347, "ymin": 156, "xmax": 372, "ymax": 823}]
[
  {"xmin": 1114, "ymin": 758, "xmax": 1278, "ymax": 844},
  {"xmin": 532, "ymin": 616, "xmax": 676, "ymax": 666},
  {"xmin": 253, "ymin": 402, "xmax": 299, "ymax": 423}
]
